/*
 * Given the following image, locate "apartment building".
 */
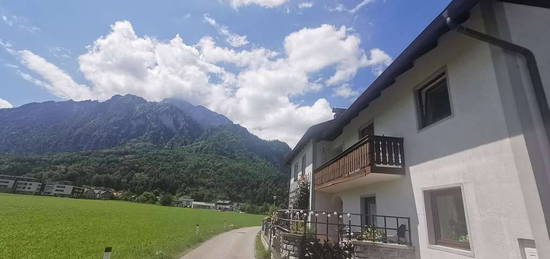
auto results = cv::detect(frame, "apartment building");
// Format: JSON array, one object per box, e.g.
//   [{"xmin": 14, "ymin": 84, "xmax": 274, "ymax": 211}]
[
  {"xmin": 286, "ymin": 1, "xmax": 550, "ymax": 258},
  {"xmin": 0, "ymin": 175, "xmax": 15, "ymax": 190},
  {"xmin": 42, "ymin": 181, "xmax": 76, "ymax": 197},
  {"xmin": 0, "ymin": 174, "xmax": 42, "ymax": 194}
]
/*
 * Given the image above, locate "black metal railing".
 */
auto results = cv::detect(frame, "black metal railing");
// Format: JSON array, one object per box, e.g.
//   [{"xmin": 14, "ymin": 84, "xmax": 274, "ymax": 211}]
[{"xmin": 272, "ymin": 209, "xmax": 412, "ymax": 246}]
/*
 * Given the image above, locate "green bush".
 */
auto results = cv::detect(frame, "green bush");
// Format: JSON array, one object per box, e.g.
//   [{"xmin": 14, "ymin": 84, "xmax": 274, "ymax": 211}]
[
  {"xmin": 159, "ymin": 194, "xmax": 174, "ymax": 206},
  {"xmin": 303, "ymin": 239, "xmax": 354, "ymax": 259},
  {"xmin": 136, "ymin": 191, "xmax": 157, "ymax": 204}
]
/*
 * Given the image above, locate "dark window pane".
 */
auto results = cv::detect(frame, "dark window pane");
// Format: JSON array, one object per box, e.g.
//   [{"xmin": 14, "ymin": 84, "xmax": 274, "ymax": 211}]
[
  {"xmin": 418, "ymin": 75, "xmax": 452, "ymax": 128},
  {"xmin": 425, "ymin": 81, "xmax": 451, "ymax": 124}
]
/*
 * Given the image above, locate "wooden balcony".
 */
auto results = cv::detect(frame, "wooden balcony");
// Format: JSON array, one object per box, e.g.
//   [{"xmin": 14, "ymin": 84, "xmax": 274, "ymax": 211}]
[{"xmin": 314, "ymin": 135, "xmax": 405, "ymax": 192}]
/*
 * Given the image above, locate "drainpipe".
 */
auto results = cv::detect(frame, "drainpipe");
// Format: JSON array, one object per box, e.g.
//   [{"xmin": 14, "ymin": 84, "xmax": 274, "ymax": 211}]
[
  {"xmin": 443, "ymin": 14, "xmax": 550, "ymax": 144},
  {"xmin": 444, "ymin": 13, "xmax": 550, "ymax": 236}
]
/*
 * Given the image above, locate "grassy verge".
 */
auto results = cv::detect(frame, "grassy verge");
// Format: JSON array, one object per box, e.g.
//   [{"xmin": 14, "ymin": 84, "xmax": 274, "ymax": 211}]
[
  {"xmin": 255, "ymin": 232, "xmax": 271, "ymax": 259},
  {"xmin": 0, "ymin": 193, "xmax": 264, "ymax": 259}
]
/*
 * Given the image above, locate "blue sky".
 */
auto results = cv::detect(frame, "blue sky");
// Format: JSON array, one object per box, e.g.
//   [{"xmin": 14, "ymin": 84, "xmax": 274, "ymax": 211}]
[{"xmin": 0, "ymin": 0, "xmax": 451, "ymax": 146}]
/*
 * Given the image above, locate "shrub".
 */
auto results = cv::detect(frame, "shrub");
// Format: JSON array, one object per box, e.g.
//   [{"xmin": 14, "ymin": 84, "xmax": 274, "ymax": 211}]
[
  {"xmin": 292, "ymin": 177, "xmax": 309, "ymax": 209},
  {"xmin": 136, "ymin": 191, "xmax": 157, "ymax": 204},
  {"xmin": 159, "ymin": 194, "xmax": 174, "ymax": 206},
  {"xmin": 303, "ymin": 239, "xmax": 354, "ymax": 259}
]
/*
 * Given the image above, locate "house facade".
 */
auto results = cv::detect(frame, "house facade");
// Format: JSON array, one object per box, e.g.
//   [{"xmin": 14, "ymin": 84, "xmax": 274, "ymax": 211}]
[
  {"xmin": 286, "ymin": 1, "xmax": 550, "ymax": 258},
  {"xmin": 0, "ymin": 175, "xmax": 16, "ymax": 191},
  {"xmin": 42, "ymin": 181, "xmax": 76, "ymax": 197},
  {"xmin": 0, "ymin": 175, "xmax": 42, "ymax": 194}
]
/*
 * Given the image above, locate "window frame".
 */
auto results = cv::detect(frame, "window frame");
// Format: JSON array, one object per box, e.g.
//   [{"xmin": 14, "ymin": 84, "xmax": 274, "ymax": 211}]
[
  {"xmin": 415, "ymin": 71, "xmax": 453, "ymax": 129},
  {"xmin": 424, "ymin": 186, "xmax": 472, "ymax": 252}
]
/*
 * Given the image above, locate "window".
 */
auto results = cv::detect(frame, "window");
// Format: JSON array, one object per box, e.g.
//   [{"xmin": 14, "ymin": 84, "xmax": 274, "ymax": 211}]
[
  {"xmin": 301, "ymin": 155, "xmax": 306, "ymax": 177},
  {"xmin": 425, "ymin": 187, "xmax": 470, "ymax": 250},
  {"xmin": 362, "ymin": 196, "xmax": 377, "ymax": 225},
  {"xmin": 417, "ymin": 73, "xmax": 452, "ymax": 128},
  {"xmin": 293, "ymin": 162, "xmax": 299, "ymax": 181}
]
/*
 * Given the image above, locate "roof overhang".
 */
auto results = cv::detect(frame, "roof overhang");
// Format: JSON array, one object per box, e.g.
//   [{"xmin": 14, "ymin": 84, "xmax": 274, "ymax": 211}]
[
  {"xmin": 321, "ymin": 0, "xmax": 480, "ymax": 140},
  {"xmin": 286, "ymin": 0, "xmax": 482, "ymax": 163}
]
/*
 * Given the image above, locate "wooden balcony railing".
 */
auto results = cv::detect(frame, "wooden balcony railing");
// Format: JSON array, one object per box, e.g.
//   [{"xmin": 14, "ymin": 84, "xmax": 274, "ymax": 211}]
[{"xmin": 314, "ymin": 135, "xmax": 405, "ymax": 188}]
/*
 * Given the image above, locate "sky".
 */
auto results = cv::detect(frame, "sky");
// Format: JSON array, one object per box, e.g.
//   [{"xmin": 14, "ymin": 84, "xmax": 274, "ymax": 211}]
[{"xmin": 0, "ymin": 0, "xmax": 451, "ymax": 147}]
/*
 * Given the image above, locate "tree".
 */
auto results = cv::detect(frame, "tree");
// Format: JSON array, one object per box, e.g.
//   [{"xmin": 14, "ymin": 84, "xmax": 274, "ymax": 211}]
[
  {"xmin": 292, "ymin": 177, "xmax": 310, "ymax": 210},
  {"xmin": 136, "ymin": 192, "xmax": 157, "ymax": 204},
  {"xmin": 159, "ymin": 193, "xmax": 174, "ymax": 206}
]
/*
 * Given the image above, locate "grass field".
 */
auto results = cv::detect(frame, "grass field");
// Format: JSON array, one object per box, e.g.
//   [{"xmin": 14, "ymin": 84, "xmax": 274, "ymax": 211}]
[{"xmin": 0, "ymin": 193, "xmax": 264, "ymax": 259}]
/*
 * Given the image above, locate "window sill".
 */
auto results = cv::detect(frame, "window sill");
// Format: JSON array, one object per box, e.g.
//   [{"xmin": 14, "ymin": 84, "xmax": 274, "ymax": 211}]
[{"xmin": 428, "ymin": 244, "xmax": 474, "ymax": 257}]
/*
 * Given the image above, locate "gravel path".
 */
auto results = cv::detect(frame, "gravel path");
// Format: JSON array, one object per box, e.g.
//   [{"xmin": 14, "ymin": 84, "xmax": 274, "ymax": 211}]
[{"xmin": 181, "ymin": 226, "xmax": 261, "ymax": 259}]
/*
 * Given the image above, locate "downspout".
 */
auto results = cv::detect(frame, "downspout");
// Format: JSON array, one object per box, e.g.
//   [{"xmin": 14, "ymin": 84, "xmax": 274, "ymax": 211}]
[
  {"xmin": 444, "ymin": 12, "xmax": 550, "ymax": 236},
  {"xmin": 443, "ymin": 13, "xmax": 550, "ymax": 143}
]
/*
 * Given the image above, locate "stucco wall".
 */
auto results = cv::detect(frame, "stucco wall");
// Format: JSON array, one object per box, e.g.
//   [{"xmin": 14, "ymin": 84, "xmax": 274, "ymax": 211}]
[
  {"xmin": 496, "ymin": 2, "xmax": 550, "ymax": 258},
  {"xmin": 314, "ymin": 4, "xmax": 542, "ymax": 259},
  {"xmin": 289, "ymin": 141, "xmax": 314, "ymax": 208}
]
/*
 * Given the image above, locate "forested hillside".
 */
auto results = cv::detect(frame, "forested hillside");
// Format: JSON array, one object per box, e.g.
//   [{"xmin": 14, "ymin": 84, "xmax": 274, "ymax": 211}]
[{"xmin": 0, "ymin": 95, "xmax": 290, "ymax": 207}]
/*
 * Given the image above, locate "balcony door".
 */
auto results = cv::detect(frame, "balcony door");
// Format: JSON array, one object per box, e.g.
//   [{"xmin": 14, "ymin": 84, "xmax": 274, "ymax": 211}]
[
  {"xmin": 359, "ymin": 123, "xmax": 374, "ymax": 139},
  {"xmin": 362, "ymin": 196, "xmax": 377, "ymax": 226}
]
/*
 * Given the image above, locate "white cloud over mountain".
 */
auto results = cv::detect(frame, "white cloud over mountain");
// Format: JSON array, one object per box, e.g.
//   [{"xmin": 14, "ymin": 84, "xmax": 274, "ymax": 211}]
[
  {"xmin": 12, "ymin": 21, "xmax": 391, "ymax": 146},
  {"xmin": 0, "ymin": 98, "xmax": 13, "ymax": 108}
]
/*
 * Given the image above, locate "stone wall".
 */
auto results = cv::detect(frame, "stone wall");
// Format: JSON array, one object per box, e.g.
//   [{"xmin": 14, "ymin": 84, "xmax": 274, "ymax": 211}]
[
  {"xmin": 353, "ymin": 240, "xmax": 415, "ymax": 259},
  {"xmin": 278, "ymin": 232, "xmax": 304, "ymax": 259}
]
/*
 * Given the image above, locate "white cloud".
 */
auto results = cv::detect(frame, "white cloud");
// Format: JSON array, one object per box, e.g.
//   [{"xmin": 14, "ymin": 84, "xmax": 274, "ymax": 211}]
[
  {"xmin": 366, "ymin": 48, "xmax": 392, "ymax": 75},
  {"xmin": 229, "ymin": 0, "xmax": 288, "ymax": 8},
  {"xmin": 298, "ymin": 2, "xmax": 313, "ymax": 8},
  {"xmin": 0, "ymin": 39, "xmax": 16, "ymax": 55},
  {"xmin": 203, "ymin": 14, "xmax": 249, "ymax": 47},
  {"xmin": 334, "ymin": 84, "xmax": 359, "ymax": 99},
  {"xmin": 11, "ymin": 21, "xmax": 391, "ymax": 147},
  {"xmin": 330, "ymin": 0, "xmax": 375, "ymax": 13},
  {"xmin": 49, "ymin": 46, "xmax": 72, "ymax": 59},
  {"xmin": 19, "ymin": 50, "xmax": 92, "ymax": 100},
  {"xmin": 0, "ymin": 98, "xmax": 13, "ymax": 108},
  {"xmin": 1, "ymin": 14, "xmax": 40, "ymax": 32}
]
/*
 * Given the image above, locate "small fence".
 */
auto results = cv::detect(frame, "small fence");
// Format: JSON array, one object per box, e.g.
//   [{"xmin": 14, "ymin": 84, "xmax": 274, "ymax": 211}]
[{"xmin": 272, "ymin": 209, "xmax": 412, "ymax": 246}]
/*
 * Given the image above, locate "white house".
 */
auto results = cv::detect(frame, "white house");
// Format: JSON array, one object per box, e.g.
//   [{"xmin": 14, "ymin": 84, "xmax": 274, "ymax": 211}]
[
  {"xmin": 0, "ymin": 175, "xmax": 42, "ymax": 194},
  {"xmin": 286, "ymin": 1, "xmax": 550, "ymax": 258},
  {"xmin": 216, "ymin": 200, "xmax": 233, "ymax": 211},
  {"xmin": 0, "ymin": 175, "xmax": 16, "ymax": 191},
  {"xmin": 192, "ymin": 201, "xmax": 216, "ymax": 210},
  {"xmin": 14, "ymin": 179, "xmax": 42, "ymax": 194},
  {"xmin": 42, "ymin": 181, "xmax": 75, "ymax": 197}
]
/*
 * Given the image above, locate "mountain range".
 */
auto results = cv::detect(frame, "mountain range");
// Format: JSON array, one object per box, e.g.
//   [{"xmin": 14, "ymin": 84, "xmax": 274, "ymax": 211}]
[{"xmin": 0, "ymin": 95, "xmax": 290, "ymax": 206}]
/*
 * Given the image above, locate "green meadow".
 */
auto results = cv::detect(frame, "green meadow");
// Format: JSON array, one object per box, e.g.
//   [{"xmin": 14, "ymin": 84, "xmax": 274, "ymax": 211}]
[{"xmin": 0, "ymin": 193, "xmax": 264, "ymax": 259}]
